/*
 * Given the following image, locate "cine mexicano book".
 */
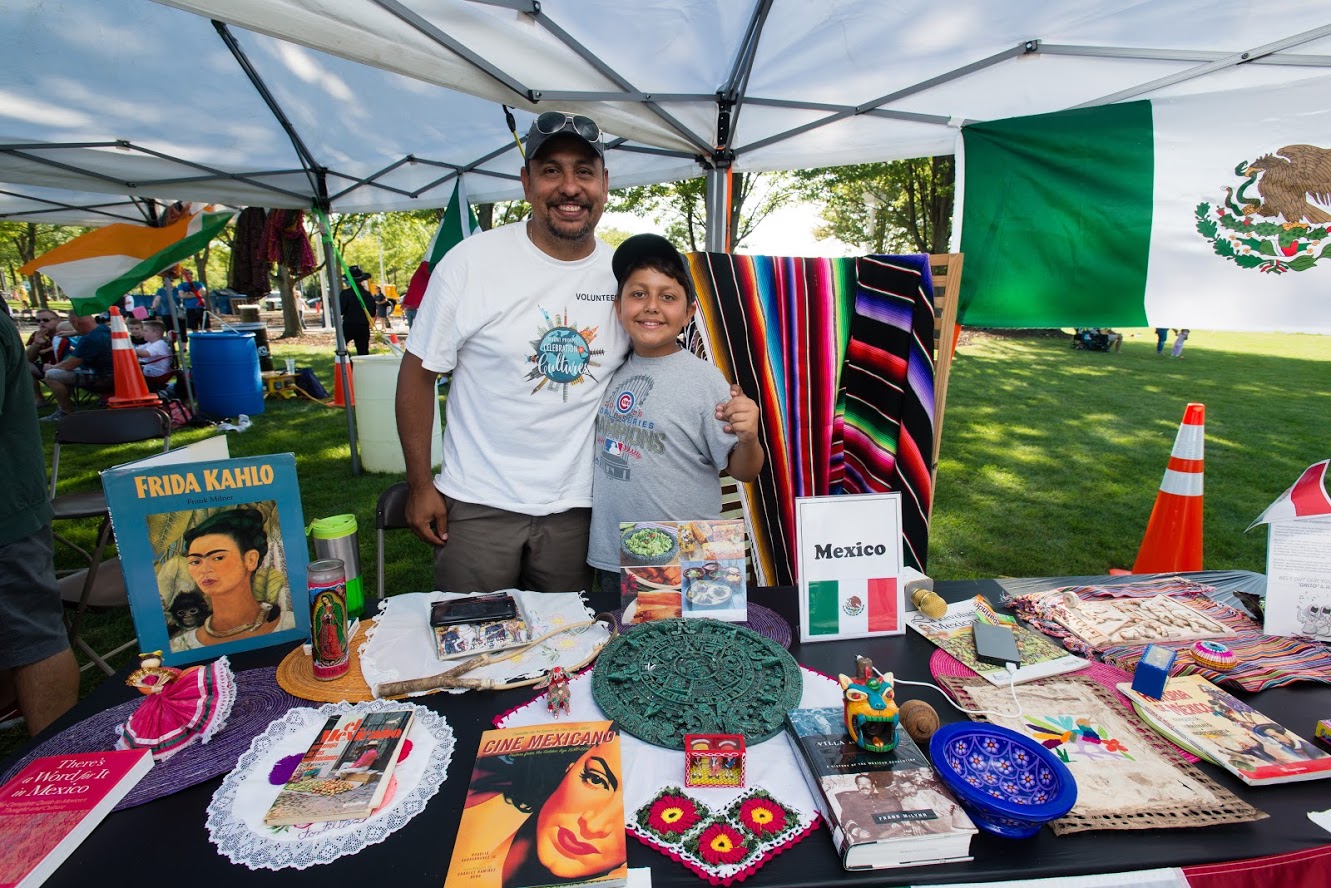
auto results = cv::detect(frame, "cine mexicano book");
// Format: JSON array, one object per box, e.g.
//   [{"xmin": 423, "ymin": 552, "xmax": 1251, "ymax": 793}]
[{"xmin": 102, "ymin": 453, "xmax": 311, "ymax": 667}]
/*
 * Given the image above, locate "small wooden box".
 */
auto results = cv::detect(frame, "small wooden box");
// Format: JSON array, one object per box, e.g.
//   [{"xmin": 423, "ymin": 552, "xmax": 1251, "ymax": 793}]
[{"xmin": 684, "ymin": 734, "xmax": 745, "ymax": 788}]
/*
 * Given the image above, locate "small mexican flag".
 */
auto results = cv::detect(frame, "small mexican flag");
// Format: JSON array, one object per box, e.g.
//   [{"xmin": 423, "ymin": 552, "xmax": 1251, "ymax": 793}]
[
  {"xmin": 403, "ymin": 180, "xmax": 480, "ymax": 310},
  {"xmin": 957, "ymin": 76, "xmax": 1331, "ymax": 334},
  {"xmin": 808, "ymin": 578, "xmax": 899, "ymax": 636},
  {"xmin": 19, "ymin": 207, "xmax": 234, "ymax": 316}
]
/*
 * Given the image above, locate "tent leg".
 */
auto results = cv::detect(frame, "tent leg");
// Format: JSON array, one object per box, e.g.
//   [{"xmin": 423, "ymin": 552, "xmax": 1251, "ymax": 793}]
[
  {"xmin": 704, "ymin": 164, "xmax": 730, "ymax": 253},
  {"xmin": 316, "ymin": 212, "xmax": 361, "ymax": 476}
]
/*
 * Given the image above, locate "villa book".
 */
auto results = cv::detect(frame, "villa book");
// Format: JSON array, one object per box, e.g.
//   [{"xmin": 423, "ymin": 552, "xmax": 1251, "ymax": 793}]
[
  {"xmin": 0, "ymin": 749, "xmax": 152, "ymax": 888},
  {"xmin": 445, "ymin": 720, "xmax": 627, "ymax": 888},
  {"xmin": 1119, "ymin": 674, "xmax": 1331, "ymax": 786},
  {"xmin": 906, "ymin": 596, "xmax": 1089, "ymax": 686},
  {"xmin": 784, "ymin": 707, "xmax": 976, "ymax": 871},
  {"xmin": 101, "ymin": 449, "xmax": 312, "ymax": 667},
  {"xmin": 263, "ymin": 709, "xmax": 415, "ymax": 826}
]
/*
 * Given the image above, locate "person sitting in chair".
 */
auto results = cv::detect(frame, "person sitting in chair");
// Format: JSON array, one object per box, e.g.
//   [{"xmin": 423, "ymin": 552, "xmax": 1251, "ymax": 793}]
[
  {"xmin": 40, "ymin": 311, "xmax": 114, "ymax": 422},
  {"xmin": 135, "ymin": 320, "xmax": 174, "ymax": 391}
]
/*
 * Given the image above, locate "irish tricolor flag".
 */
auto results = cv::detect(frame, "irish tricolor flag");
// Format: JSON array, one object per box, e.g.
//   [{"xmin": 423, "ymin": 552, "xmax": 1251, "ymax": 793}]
[
  {"xmin": 19, "ymin": 207, "xmax": 234, "ymax": 316},
  {"xmin": 957, "ymin": 76, "xmax": 1331, "ymax": 334}
]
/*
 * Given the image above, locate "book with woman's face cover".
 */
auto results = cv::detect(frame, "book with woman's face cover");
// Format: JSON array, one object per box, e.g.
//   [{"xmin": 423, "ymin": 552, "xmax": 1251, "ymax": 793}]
[{"xmin": 102, "ymin": 448, "xmax": 311, "ymax": 666}]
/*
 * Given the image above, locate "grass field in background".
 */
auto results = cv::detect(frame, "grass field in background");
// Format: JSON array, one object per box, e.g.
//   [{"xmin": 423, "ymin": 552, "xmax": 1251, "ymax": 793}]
[{"xmin": 4, "ymin": 324, "xmax": 1327, "ymax": 759}]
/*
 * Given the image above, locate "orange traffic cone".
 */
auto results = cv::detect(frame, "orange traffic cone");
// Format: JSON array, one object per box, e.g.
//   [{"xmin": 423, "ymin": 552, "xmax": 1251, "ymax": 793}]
[
  {"xmin": 106, "ymin": 306, "xmax": 160, "ymax": 409},
  {"xmin": 1130, "ymin": 403, "xmax": 1205, "ymax": 573},
  {"xmin": 331, "ymin": 358, "xmax": 355, "ymax": 407}
]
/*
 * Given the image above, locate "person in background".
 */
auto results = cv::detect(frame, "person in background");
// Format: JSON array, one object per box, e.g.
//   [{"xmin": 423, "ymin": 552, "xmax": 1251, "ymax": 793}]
[
  {"xmin": 1171, "ymin": 328, "xmax": 1190, "ymax": 358},
  {"xmin": 1097, "ymin": 328, "xmax": 1122, "ymax": 352},
  {"xmin": 40, "ymin": 310, "xmax": 114, "ymax": 422},
  {"xmin": 339, "ymin": 266, "xmax": 374, "ymax": 357},
  {"xmin": 396, "ymin": 111, "xmax": 631, "ymax": 604},
  {"xmin": 1155, "ymin": 327, "xmax": 1170, "ymax": 354},
  {"xmin": 25, "ymin": 308, "xmax": 59, "ymax": 405},
  {"xmin": 0, "ymin": 311, "xmax": 79, "ymax": 735},
  {"xmin": 373, "ymin": 285, "xmax": 391, "ymax": 332},
  {"xmin": 178, "ymin": 274, "xmax": 206, "ymax": 333},
  {"xmin": 586, "ymin": 234, "xmax": 763, "ymax": 597},
  {"xmin": 126, "ymin": 315, "xmax": 146, "ymax": 345},
  {"xmin": 135, "ymin": 319, "xmax": 174, "ymax": 389}
]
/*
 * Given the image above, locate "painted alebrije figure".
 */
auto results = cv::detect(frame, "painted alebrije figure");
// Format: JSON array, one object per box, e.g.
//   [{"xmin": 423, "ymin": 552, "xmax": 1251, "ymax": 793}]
[
  {"xmin": 840, "ymin": 655, "xmax": 899, "ymax": 753},
  {"xmin": 545, "ymin": 666, "xmax": 571, "ymax": 717}
]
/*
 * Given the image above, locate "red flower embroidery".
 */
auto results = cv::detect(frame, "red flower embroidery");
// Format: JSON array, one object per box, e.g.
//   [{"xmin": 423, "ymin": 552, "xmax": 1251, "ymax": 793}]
[
  {"xmin": 697, "ymin": 822, "xmax": 748, "ymax": 865},
  {"xmin": 738, "ymin": 796, "xmax": 786, "ymax": 835},
  {"xmin": 648, "ymin": 794, "xmax": 700, "ymax": 834}
]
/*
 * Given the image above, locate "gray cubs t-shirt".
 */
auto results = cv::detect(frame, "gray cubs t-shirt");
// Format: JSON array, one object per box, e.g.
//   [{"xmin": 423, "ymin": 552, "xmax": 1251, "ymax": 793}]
[{"xmin": 587, "ymin": 349, "xmax": 738, "ymax": 570}]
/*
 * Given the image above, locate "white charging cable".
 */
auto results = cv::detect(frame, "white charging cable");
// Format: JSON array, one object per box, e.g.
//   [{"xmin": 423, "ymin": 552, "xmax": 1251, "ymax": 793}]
[{"xmin": 877, "ymin": 664, "xmax": 1024, "ymax": 720}]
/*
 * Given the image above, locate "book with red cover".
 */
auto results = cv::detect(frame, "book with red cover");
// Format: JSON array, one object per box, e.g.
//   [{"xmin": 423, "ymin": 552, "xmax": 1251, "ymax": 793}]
[{"xmin": 0, "ymin": 749, "xmax": 153, "ymax": 888}]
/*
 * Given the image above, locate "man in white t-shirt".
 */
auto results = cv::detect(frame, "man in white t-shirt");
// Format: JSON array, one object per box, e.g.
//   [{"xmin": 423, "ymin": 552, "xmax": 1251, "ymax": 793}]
[{"xmin": 396, "ymin": 112, "xmax": 630, "ymax": 600}]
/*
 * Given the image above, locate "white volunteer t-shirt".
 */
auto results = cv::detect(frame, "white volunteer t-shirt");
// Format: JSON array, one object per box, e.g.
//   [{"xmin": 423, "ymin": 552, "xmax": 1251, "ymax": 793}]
[{"xmin": 407, "ymin": 222, "xmax": 630, "ymax": 516}]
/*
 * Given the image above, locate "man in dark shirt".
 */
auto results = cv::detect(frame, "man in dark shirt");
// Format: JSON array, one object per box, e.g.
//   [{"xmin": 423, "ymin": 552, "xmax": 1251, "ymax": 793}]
[
  {"xmin": 339, "ymin": 266, "xmax": 373, "ymax": 356},
  {"xmin": 0, "ymin": 311, "xmax": 79, "ymax": 734},
  {"xmin": 40, "ymin": 311, "xmax": 115, "ymax": 421}
]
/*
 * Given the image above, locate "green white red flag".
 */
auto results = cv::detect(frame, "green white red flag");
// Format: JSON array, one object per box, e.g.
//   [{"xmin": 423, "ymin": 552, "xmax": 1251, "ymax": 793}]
[
  {"xmin": 956, "ymin": 76, "xmax": 1331, "ymax": 333},
  {"xmin": 404, "ymin": 181, "xmax": 480, "ymax": 309},
  {"xmin": 19, "ymin": 207, "xmax": 233, "ymax": 316}
]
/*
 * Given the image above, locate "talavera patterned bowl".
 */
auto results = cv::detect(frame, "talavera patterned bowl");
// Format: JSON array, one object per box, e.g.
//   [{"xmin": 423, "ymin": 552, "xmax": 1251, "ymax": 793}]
[{"xmin": 930, "ymin": 722, "xmax": 1078, "ymax": 838}]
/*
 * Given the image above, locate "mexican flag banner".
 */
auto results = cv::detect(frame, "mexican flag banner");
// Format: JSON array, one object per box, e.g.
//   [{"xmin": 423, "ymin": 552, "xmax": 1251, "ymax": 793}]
[
  {"xmin": 19, "ymin": 207, "xmax": 234, "ymax": 316},
  {"xmin": 956, "ymin": 76, "xmax": 1331, "ymax": 333},
  {"xmin": 403, "ymin": 180, "xmax": 480, "ymax": 311}
]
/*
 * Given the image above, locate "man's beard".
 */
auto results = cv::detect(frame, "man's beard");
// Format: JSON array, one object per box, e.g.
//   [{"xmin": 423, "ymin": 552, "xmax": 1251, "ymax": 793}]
[{"xmin": 537, "ymin": 205, "xmax": 595, "ymax": 242}]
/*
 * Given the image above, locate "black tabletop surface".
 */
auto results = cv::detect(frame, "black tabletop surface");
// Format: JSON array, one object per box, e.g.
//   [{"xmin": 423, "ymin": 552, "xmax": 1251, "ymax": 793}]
[{"xmin": 8, "ymin": 575, "xmax": 1330, "ymax": 886}]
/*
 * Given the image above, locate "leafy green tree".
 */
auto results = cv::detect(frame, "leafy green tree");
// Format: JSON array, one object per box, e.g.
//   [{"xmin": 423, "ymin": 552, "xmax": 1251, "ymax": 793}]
[
  {"xmin": 793, "ymin": 157, "xmax": 955, "ymax": 255},
  {"xmin": 608, "ymin": 173, "xmax": 794, "ymax": 251},
  {"xmin": 0, "ymin": 222, "xmax": 88, "ymax": 308}
]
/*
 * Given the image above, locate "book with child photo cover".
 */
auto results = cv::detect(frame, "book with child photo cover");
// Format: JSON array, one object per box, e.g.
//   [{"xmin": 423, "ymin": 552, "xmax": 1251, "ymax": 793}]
[
  {"xmin": 102, "ymin": 450, "xmax": 311, "ymax": 667},
  {"xmin": 618, "ymin": 519, "xmax": 747, "ymax": 624}
]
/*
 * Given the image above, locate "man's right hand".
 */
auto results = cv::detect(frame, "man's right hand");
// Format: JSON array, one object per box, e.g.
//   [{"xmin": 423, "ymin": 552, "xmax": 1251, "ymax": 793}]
[{"xmin": 406, "ymin": 483, "xmax": 449, "ymax": 546}]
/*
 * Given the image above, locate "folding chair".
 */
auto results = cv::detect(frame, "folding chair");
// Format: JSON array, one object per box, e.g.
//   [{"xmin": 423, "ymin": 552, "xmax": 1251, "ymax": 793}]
[
  {"xmin": 375, "ymin": 481, "xmax": 421, "ymax": 601},
  {"xmin": 50, "ymin": 407, "xmax": 171, "ymax": 674}
]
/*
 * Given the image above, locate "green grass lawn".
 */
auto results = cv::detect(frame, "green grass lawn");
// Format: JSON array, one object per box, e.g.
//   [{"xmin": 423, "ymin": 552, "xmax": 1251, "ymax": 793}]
[{"xmin": 5, "ymin": 324, "xmax": 1327, "ymax": 759}]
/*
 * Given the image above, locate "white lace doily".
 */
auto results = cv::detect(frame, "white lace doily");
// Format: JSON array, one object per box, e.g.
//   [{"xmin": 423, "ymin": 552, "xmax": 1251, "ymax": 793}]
[
  {"xmin": 206, "ymin": 699, "xmax": 454, "ymax": 870},
  {"xmin": 358, "ymin": 591, "xmax": 612, "ymax": 697},
  {"xmin": 498, "ymin": 667, "xmax": 840, "ymax": 825}
]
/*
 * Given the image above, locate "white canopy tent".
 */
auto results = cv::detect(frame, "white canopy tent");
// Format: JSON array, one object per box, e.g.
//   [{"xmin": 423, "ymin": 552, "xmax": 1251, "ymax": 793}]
[{"xmin": 5, "ymin": 0, "xmax": 1331, "ymax": 246}]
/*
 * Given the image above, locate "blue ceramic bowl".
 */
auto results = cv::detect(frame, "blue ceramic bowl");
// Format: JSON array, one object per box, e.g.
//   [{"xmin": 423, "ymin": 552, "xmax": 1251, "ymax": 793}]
[{"xmin": 930, "ymin": 722, "xmax": 1077, "ymax": 839}]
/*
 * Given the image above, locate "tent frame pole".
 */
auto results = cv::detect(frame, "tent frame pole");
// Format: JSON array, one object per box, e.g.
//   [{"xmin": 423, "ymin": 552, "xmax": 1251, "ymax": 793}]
[{"xmin": 315, "ymin": 182, "xmax": 362, "ymax": 477}]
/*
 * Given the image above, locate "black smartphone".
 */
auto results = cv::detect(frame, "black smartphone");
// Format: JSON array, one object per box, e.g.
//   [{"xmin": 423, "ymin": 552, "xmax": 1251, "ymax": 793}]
[
  {"xmin": 430, "ymin": 593, "xmax": 518, "ymax": 627},
  {"xmin": 973, "ymin": 621, "xmax": 1022, "ymax": 667}
]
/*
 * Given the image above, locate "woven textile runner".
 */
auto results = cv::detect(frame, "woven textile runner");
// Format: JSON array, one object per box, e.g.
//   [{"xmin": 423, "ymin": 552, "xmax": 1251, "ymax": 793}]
[
  {"xmin": 686, "ymin": 253, "xmax": 932, "ymax": 584},
  {"xmin": 839, "ymin": 255, "xmax": 936, "ymax": 570}
]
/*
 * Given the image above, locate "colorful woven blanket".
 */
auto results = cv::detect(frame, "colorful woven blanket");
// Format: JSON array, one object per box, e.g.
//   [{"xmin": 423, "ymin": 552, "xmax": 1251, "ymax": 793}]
[{"xmin": 685, "ymin": 253, "xmax": 935, "ymax": 585}]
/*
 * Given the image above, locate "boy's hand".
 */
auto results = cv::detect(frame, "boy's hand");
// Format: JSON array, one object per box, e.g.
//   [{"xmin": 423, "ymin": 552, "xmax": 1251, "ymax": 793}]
[{"xmin": 716, "ymin": 384, "xmax": 760, "ymax": 442}]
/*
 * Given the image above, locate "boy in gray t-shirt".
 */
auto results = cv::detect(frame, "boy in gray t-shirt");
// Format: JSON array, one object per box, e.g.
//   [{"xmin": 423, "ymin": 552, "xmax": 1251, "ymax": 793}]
[{"xmin": 587, "ymin": 234, "xmax": 764, "ymax": 598}]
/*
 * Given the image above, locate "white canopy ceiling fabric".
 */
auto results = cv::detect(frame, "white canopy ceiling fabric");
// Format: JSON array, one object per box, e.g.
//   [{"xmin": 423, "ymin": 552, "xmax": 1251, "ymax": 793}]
[{"xmin": 4, "ymin": 0, "xmax": 1331, "ymax": 224}]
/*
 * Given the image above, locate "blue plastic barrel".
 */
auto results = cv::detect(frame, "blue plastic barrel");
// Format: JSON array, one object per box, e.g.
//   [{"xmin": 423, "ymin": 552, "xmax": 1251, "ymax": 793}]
[{"xmin": 189, "ymin": 331, "xmax": 265, "ymax": 418}]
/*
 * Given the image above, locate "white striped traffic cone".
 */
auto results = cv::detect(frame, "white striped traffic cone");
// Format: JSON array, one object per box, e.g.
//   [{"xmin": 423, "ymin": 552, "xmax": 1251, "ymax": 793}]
[
  {"xmin": 107, "ymin": 306, "xmax": 160, "ymax": 408},
  {"xmin": 1131, "ymin": 403, "xmax": 1205, "ymax": 573}
]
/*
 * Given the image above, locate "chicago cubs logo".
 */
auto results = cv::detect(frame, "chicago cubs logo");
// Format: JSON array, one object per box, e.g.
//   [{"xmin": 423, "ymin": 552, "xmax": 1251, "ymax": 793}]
[{"xmin": 616, "ymin": 391, "xmax": 635, "ymax": 413}]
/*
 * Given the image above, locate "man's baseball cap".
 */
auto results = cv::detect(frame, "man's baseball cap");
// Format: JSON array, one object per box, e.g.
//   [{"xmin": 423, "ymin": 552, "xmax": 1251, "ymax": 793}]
[{"xmin": 525, "ymin": 111, "xmax": 605, "ymax": 161}]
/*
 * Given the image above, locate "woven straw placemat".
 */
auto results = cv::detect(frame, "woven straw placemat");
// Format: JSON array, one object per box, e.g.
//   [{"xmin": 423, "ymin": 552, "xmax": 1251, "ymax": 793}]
[{"xmin": 276, "ymin": 622, "xmax": 377, "ymax": 702}]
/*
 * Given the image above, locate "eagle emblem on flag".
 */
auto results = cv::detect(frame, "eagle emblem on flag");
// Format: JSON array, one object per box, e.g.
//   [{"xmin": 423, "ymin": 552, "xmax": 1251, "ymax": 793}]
[{"xmin": 1195, "ymin": 143, "xmax": 1331, "ymax": 274}]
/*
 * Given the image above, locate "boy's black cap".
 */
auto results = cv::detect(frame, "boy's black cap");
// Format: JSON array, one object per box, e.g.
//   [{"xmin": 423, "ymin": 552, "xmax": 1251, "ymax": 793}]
[
  {"xmin": 525, "ymin": 112, "xmax": 606, "ymax": 161},
  {"xmin": 611, "ymin": 233, "xmax": 687, "ymax": 286}
]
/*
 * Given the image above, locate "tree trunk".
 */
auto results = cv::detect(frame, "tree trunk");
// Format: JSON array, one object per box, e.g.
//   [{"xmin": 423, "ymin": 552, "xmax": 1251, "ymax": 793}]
[
  {"xmin": 476, "ymin": 203, "xmax": 495, "ymax": 232},
  {"xmin": 278, "ymin": 264, "xmax": 303, "ymax": 337}
]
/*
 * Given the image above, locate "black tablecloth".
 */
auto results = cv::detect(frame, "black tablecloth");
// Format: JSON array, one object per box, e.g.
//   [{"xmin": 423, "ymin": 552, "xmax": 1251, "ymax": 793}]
[{"xmin": 7, "ymin": 575, "xmax": 1330, "ymax": 886}]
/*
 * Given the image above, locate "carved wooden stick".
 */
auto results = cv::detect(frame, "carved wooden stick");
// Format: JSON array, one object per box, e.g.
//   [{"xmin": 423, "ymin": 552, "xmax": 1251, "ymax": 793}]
[{"xmin": 376, "ymin": 619, "xmax": 605, "ymax": 697}]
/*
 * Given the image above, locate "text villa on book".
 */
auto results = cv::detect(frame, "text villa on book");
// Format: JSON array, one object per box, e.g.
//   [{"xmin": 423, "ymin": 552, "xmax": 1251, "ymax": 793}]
[{"xmin": 132, "ymin": 465, "xmax": 276, "ymax": 499}]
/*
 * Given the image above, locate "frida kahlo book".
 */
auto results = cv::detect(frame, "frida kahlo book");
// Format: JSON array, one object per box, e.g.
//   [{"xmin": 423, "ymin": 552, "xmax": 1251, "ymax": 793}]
[
  {"xmin": 0, "ymin": 749, "xmax": 152, "ymax": 888},
  {"xmin": 263, "ymin": 709, "xmax": 415, "ymax": 826},
  {"xmin": 784, "ymin": 707, "xmax": 975, "ymax": 870},
  {"xmin": 906, "ymin": 596, "xmax": 1088, "ymax": 686},
  {"xmin": 102, "ymin": 452, "xmax": 311, "ymax": 667},
  {"xmin": 1120, "ymin": 674, "xmax": 1331, "ymax": 786},
  {"xmin": 445, "ymin": 720, "xmax": 627, "ymax": 888}
]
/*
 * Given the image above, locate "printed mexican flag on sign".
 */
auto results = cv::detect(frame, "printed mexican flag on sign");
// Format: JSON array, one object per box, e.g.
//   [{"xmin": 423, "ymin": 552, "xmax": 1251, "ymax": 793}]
[
  {"xmin": 796, "ymin": 493, "xmax": 905, "ymax": 642},
  {"xmin": 956, "ymin": 75, "xmax": 1331, "ymax": 334}
]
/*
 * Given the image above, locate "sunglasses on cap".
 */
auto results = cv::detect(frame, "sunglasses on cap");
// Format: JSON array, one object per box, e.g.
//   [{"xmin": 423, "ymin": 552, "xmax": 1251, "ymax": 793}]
[{"xmin": 534, "ymin": 112, "xmax": 602, "ymax": 144}]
